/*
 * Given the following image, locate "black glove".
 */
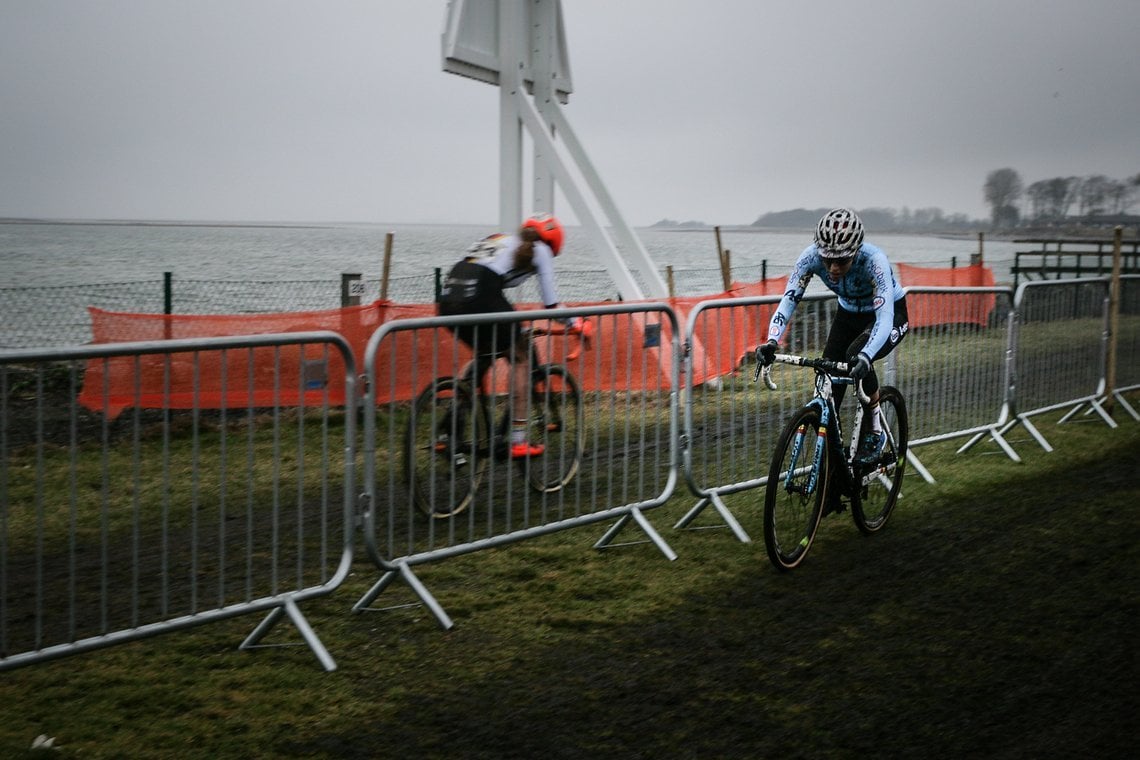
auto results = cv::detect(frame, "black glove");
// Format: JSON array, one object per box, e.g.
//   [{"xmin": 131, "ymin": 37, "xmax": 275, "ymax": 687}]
[
  {"xmin": 849, "ymin": 352, "xmax": 871, "ymax": 381},
  {"xmin": 758, "ymin": 339, "xmax": 778, "ymax": 367}
]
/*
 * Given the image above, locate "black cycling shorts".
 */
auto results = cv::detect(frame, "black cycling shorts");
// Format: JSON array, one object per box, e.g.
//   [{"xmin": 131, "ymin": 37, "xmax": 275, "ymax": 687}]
[{"xmin": 437, "ymin": 260, "xmax": 522, "ymax": 360}]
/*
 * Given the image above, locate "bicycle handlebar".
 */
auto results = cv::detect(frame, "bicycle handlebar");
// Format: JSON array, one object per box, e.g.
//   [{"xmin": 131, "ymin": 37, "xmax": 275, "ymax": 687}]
[
  {"xmin": 753, "ymin": 348, "xmax": 872, "ymax": 404},
  {"xmin": 528, "ymin": 319, "xmax": 593, "ymax": 360}
]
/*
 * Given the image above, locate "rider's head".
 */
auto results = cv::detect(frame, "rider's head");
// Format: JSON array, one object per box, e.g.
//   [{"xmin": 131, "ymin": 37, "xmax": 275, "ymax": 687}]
[
  {"xmin": 815, "ymin": 208, "xmax": 864, "ymax": 260},
  {"xmin": 521, "ymin": 213, "xmax": 564, "ymax": 256}
]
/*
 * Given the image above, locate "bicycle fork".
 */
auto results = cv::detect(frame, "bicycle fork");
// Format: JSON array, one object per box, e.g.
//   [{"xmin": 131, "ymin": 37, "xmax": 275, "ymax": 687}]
[{"xmin": 784, "ymin": 403, "xmax": 829, "ymax": 497}]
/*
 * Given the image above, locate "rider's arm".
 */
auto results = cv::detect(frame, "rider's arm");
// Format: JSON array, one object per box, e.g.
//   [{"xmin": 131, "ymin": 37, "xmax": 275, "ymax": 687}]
[
  {"xmin": 533, "ymin": 243, "xmax": 560, "ymax": 309},
  {"xmin": 858, "ymin": 247, "xmax": 898, "ymax": 359},
  {"xmin": 532, "ymin": 243, "xmax": 585, "ymax": 329},
  {"xmin": 765, "ymin": 247, "xmax": 816, "ymax": 344}
]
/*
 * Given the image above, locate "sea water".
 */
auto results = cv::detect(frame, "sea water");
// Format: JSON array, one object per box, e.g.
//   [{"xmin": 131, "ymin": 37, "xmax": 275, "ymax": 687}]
[
  {"xmin": 0, "ymin": 220, "xmax": 1016, "ymax": 348},
  {"xmin": 0, "ymin": 220, "xmax": 1011, "ymax": 286}
]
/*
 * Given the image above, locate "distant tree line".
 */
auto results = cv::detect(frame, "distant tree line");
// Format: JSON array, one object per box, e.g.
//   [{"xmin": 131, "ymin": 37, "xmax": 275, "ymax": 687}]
[
  {"xmin": 652, "ymin": 169, "xmax": 1140, "ymax": 232},
  {"xmin": 984, "ymin": 167, "xmax": 1140, "ymax": 229},
  {"xmin": 744, "ymin": 207, "xmax": 977, "ymax": 231}
]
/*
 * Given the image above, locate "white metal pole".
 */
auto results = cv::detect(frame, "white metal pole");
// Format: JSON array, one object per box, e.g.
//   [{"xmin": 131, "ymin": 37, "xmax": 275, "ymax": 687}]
[{"xmin": 498, "ymin": 0, "xmax": 523, "ymax": 230}]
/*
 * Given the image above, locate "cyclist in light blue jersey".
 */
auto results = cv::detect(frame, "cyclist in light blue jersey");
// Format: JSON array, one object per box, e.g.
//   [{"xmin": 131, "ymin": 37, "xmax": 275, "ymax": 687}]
[{"xmin": 758, "ymin": 208, "xmax": 909, "ymax": 466}]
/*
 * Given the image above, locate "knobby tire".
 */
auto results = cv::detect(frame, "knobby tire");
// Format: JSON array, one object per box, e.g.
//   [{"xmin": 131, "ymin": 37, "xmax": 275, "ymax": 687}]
[
  {"xmin": 764, "ymin": 404, "xmax": 829, "ymax": 571},
  {"xmin": 850, "ymin": 385, "xmax": 908, "ymax": 534},
  {"xmin": 405, "ymin": 377, "xmax": 489, "ymax": 519}
]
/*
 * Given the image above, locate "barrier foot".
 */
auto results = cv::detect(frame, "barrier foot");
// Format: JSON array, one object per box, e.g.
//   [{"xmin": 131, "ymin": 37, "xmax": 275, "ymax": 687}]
[
  {"xmin": 957, "ymin": 421, "xmax": 1025, "ymax": 462},
  {"xmin": 673, "ymin": 497, "xmax": 710, "ymax": 530},
  {"xmin": 905, "ymin": 449, "xmax": 936, "ymax": 484},
  {"xmin": 1112, "ymin": 391, "xmax": 1139, "ymax": 421},
  {"xmin": 352, "ymin": 569, "xmax": 399, "ymax": 613},
  {"xmin": 1059, "ymin": 398, "xmax": 1117, "ymax": 429},
  {"xmin": 673, "ymin": 493, "xmax": 751, "ymax": 543},
  {"xmin": 1087, "ymin": 398, "xmax": 1120, "ymax": 428},
  {"xmin": 594, "ymin": 509, "xmax": 678, "ymax": 561},
  {"xmin": 239, "ymin": 597, "xmax": 337, "ymax": 672},
  {"xmin": 989, "ymin": 423, "xmax": 1025, "ymax": 461},
  {"xmin": 352, "ymin": 564, "xmax": 454, "ymax": 631},
  {"xmin": 1013, "ymin": 415, "xmax": 1053, "ymax": 453}
]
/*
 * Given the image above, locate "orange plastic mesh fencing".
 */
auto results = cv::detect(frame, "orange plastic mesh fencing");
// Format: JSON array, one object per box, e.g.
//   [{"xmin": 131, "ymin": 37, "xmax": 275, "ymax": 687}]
[
  {"xmin": 80, "ymin": 301, "xmax": 385, "ymax": 418},
  {"xmin": 81, "ymin": 277, "xmax": 790, "ymax": 415},
  {"xmin": 671, "ymin": 276, "xmax": 789, "ymax": 382},
  {"xmin": 895, "ymin": 263, "xmax": 997, "ymax": 328}
]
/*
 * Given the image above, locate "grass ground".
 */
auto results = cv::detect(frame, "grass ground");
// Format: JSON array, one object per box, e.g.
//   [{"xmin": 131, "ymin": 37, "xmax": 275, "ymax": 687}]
[{"xmin": 1, "ymin": 404, "xmax": 1138, "ymax": 759}]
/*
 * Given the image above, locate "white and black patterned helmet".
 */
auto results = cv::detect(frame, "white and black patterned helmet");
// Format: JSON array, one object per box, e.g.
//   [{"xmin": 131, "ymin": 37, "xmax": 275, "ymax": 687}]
[{"xmin": 815, "ymin": 208, "xmax": 865, "ymax": 259}]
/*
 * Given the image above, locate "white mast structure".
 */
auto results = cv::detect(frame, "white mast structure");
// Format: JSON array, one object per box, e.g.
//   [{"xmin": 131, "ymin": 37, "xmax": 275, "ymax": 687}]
[{"xmin": 442, "ymin": 0, "xmax": 669, "ymax": 301}]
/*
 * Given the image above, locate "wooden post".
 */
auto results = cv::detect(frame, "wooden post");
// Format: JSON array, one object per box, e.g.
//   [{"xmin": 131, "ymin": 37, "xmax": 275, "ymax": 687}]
[
  {"xmin": 970, "ymin": 232, "xmax": 984, "ymax": 266},
  {"xmin": 666, "ymin": 265, "xmax": 675, "ymax": 298},
  {"xmin": 723, "ymin": 249, "xmax": 732, "ymax": 291},
  {"xmin": 714, "ymin": 226, "xmax": 731, "ymax": 291},
  {"xmin": 380, "ymin": 231, "xmax": 394, "ymax": 301},
  {"xmin": 1104, "ymin": 226, "xmax": 1123, "ymax": 415}
]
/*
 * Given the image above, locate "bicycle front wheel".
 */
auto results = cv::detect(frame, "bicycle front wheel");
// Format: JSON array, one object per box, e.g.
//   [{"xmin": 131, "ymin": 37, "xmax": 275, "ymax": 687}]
[
  {"xmin": 851, "ymin": 386, "xmax": 908, "ymax": 534},
  {"xmin": 520, "ymin": 365, "xmax": 583, "ymax": 492},
  {"xmin": 764, "ymin": 405, "xmax": 829, "ymax": 571},
  {"xmin": 405, "ymin": 378, "xmax": 489, "ymax": 518}
]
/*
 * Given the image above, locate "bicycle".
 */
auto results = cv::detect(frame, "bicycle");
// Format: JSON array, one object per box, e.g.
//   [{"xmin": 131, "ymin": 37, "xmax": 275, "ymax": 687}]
[
  {"xmin": 754, "ymin": 349, "xmax": 908, "ymax": 571},
  {"xmin": 405, "ymin": 320, "xmax": 590, "ymax": 518}
]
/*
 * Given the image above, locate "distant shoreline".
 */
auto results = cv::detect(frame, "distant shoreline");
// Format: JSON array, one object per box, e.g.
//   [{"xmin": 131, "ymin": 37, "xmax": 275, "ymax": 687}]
[{"xmin": 4, "ymin": 217, "xmax": 1133, "ymax": 241}]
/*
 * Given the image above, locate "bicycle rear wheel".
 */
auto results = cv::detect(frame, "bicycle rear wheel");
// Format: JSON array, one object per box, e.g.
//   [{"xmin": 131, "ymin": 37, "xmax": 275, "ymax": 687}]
[
  {"xmin": 764, "ymin": 405, "xmax": 829, "ymax": 571},
  {"xmin": 520, "ymin": 365, "xmax": 583, "ymax": 492},
  {"xmin": 851, "ymin": 386, "xmax": 907, "ymax": 534},
  {"xmin": 405, "ymin": 378, "xmax": 490, "ymax": 518}
]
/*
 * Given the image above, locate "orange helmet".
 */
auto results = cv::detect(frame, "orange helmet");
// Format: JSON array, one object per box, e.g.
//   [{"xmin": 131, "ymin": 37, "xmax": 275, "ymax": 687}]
[{"xmin": 522, "ymin": 213, "xmax": 564, "ymax": 255}]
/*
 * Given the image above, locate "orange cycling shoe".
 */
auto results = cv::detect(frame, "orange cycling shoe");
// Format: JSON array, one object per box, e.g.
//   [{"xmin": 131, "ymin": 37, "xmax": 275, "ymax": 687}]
[{"xmin": 510, "ymin": 442, "xmax": 545, "ymax": 458}]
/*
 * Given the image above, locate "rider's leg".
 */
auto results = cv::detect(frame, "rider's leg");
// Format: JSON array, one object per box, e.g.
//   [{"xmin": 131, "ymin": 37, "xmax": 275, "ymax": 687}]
[
  {"xmin": 509, "ymin": 343, "xmax": 530, "ymax": 444},
  {"xmin": 506, "ymin": 330, "xmax": 544, "ymax": 456},
  {"xmin": 823, "ymin": 306, "xmax": 872, "ymax": 410}
]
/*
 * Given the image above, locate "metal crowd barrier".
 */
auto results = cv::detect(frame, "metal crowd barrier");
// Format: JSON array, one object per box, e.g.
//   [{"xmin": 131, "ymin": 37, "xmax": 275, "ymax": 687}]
[
  {"xmin": 675, "ymin": 293, "xmax": 837, "ymax": 542},
  {"xmin": 674, "ymin": 282, "xmax": 1125, "ymax": 539},
  {"xmin": 960, "ymin": 278, "xmax": 1115, "ymax": 456},
  {"xmin": 895, "ymin": 286, "xmax": 1021, "ymax": 462},
  {"xmin": 355, "ymin": 304, "xmax": 681, "ymax": 628},
  {"xmin": 0, "ymin": 333, "xmax": 357, "ymax": 672},
  {"xmin": 1105, "ymin": 275, "xmax": 1140, "ymax": 419},
  {"xmin": 3, "ymin": 281, "xmax": 1136, "ymax": 673}
]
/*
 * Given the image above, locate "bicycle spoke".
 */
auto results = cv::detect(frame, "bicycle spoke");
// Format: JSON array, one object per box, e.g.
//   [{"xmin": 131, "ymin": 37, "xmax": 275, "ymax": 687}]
[
  {"xmin": 851, "ymin": 386, "xmax": 907, "ymax": 534},
  {"xmin": 405, "ymin": 378, "xmax": 489, "ymax": 518},
  {"xmin": 522, "ymin": 366, "xmax": 583, "ymax": 493},
  {"xmin": 764, "ymin": 405, "xmax": 827, "ymax": 571}
]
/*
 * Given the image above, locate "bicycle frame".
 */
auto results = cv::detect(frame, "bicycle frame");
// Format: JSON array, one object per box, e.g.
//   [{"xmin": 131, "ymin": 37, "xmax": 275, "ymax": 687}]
[
  {"xmin": 461, "ymin": 321, "xmax": 588, "ymax": 395},
  {"xmin": 757, "ymin": 351, "xmax": 871, "ymax": 497},
  {"xmin": 404, "ymin": 319, "xmax": 590, "ymax": 518},
  {"xmin": 756, "ymin": 348, "xmax": 909, "ymax": 569}
]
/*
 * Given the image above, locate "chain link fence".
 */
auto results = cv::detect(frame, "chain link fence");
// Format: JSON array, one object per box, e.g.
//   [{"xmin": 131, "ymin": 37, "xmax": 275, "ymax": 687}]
[{"xmin": 2, "ymin": 266, "xmax": 779, "ymax": 349}]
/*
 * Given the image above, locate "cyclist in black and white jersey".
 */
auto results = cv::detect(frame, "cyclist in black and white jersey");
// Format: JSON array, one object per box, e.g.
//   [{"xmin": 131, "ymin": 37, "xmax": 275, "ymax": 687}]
[
  {"xmin": 758, "ymin": 207, "xmax": 909, "ymax": 466},
  {"xmin": 438, "ymin": 213, "xmax": 585, "ymax": 459}
]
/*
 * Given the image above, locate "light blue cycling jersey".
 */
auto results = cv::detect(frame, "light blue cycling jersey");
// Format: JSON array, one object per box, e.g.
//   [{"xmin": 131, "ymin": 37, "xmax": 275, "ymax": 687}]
[{"xmin": 766, "ymin": 242, "xmax": 906, "ymax": 359}]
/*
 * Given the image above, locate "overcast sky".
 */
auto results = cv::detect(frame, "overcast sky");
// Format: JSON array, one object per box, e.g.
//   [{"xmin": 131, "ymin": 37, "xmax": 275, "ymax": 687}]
[{"xmin": 1, "ymin": 0, "xmax": 1137, "ymax": 227}]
